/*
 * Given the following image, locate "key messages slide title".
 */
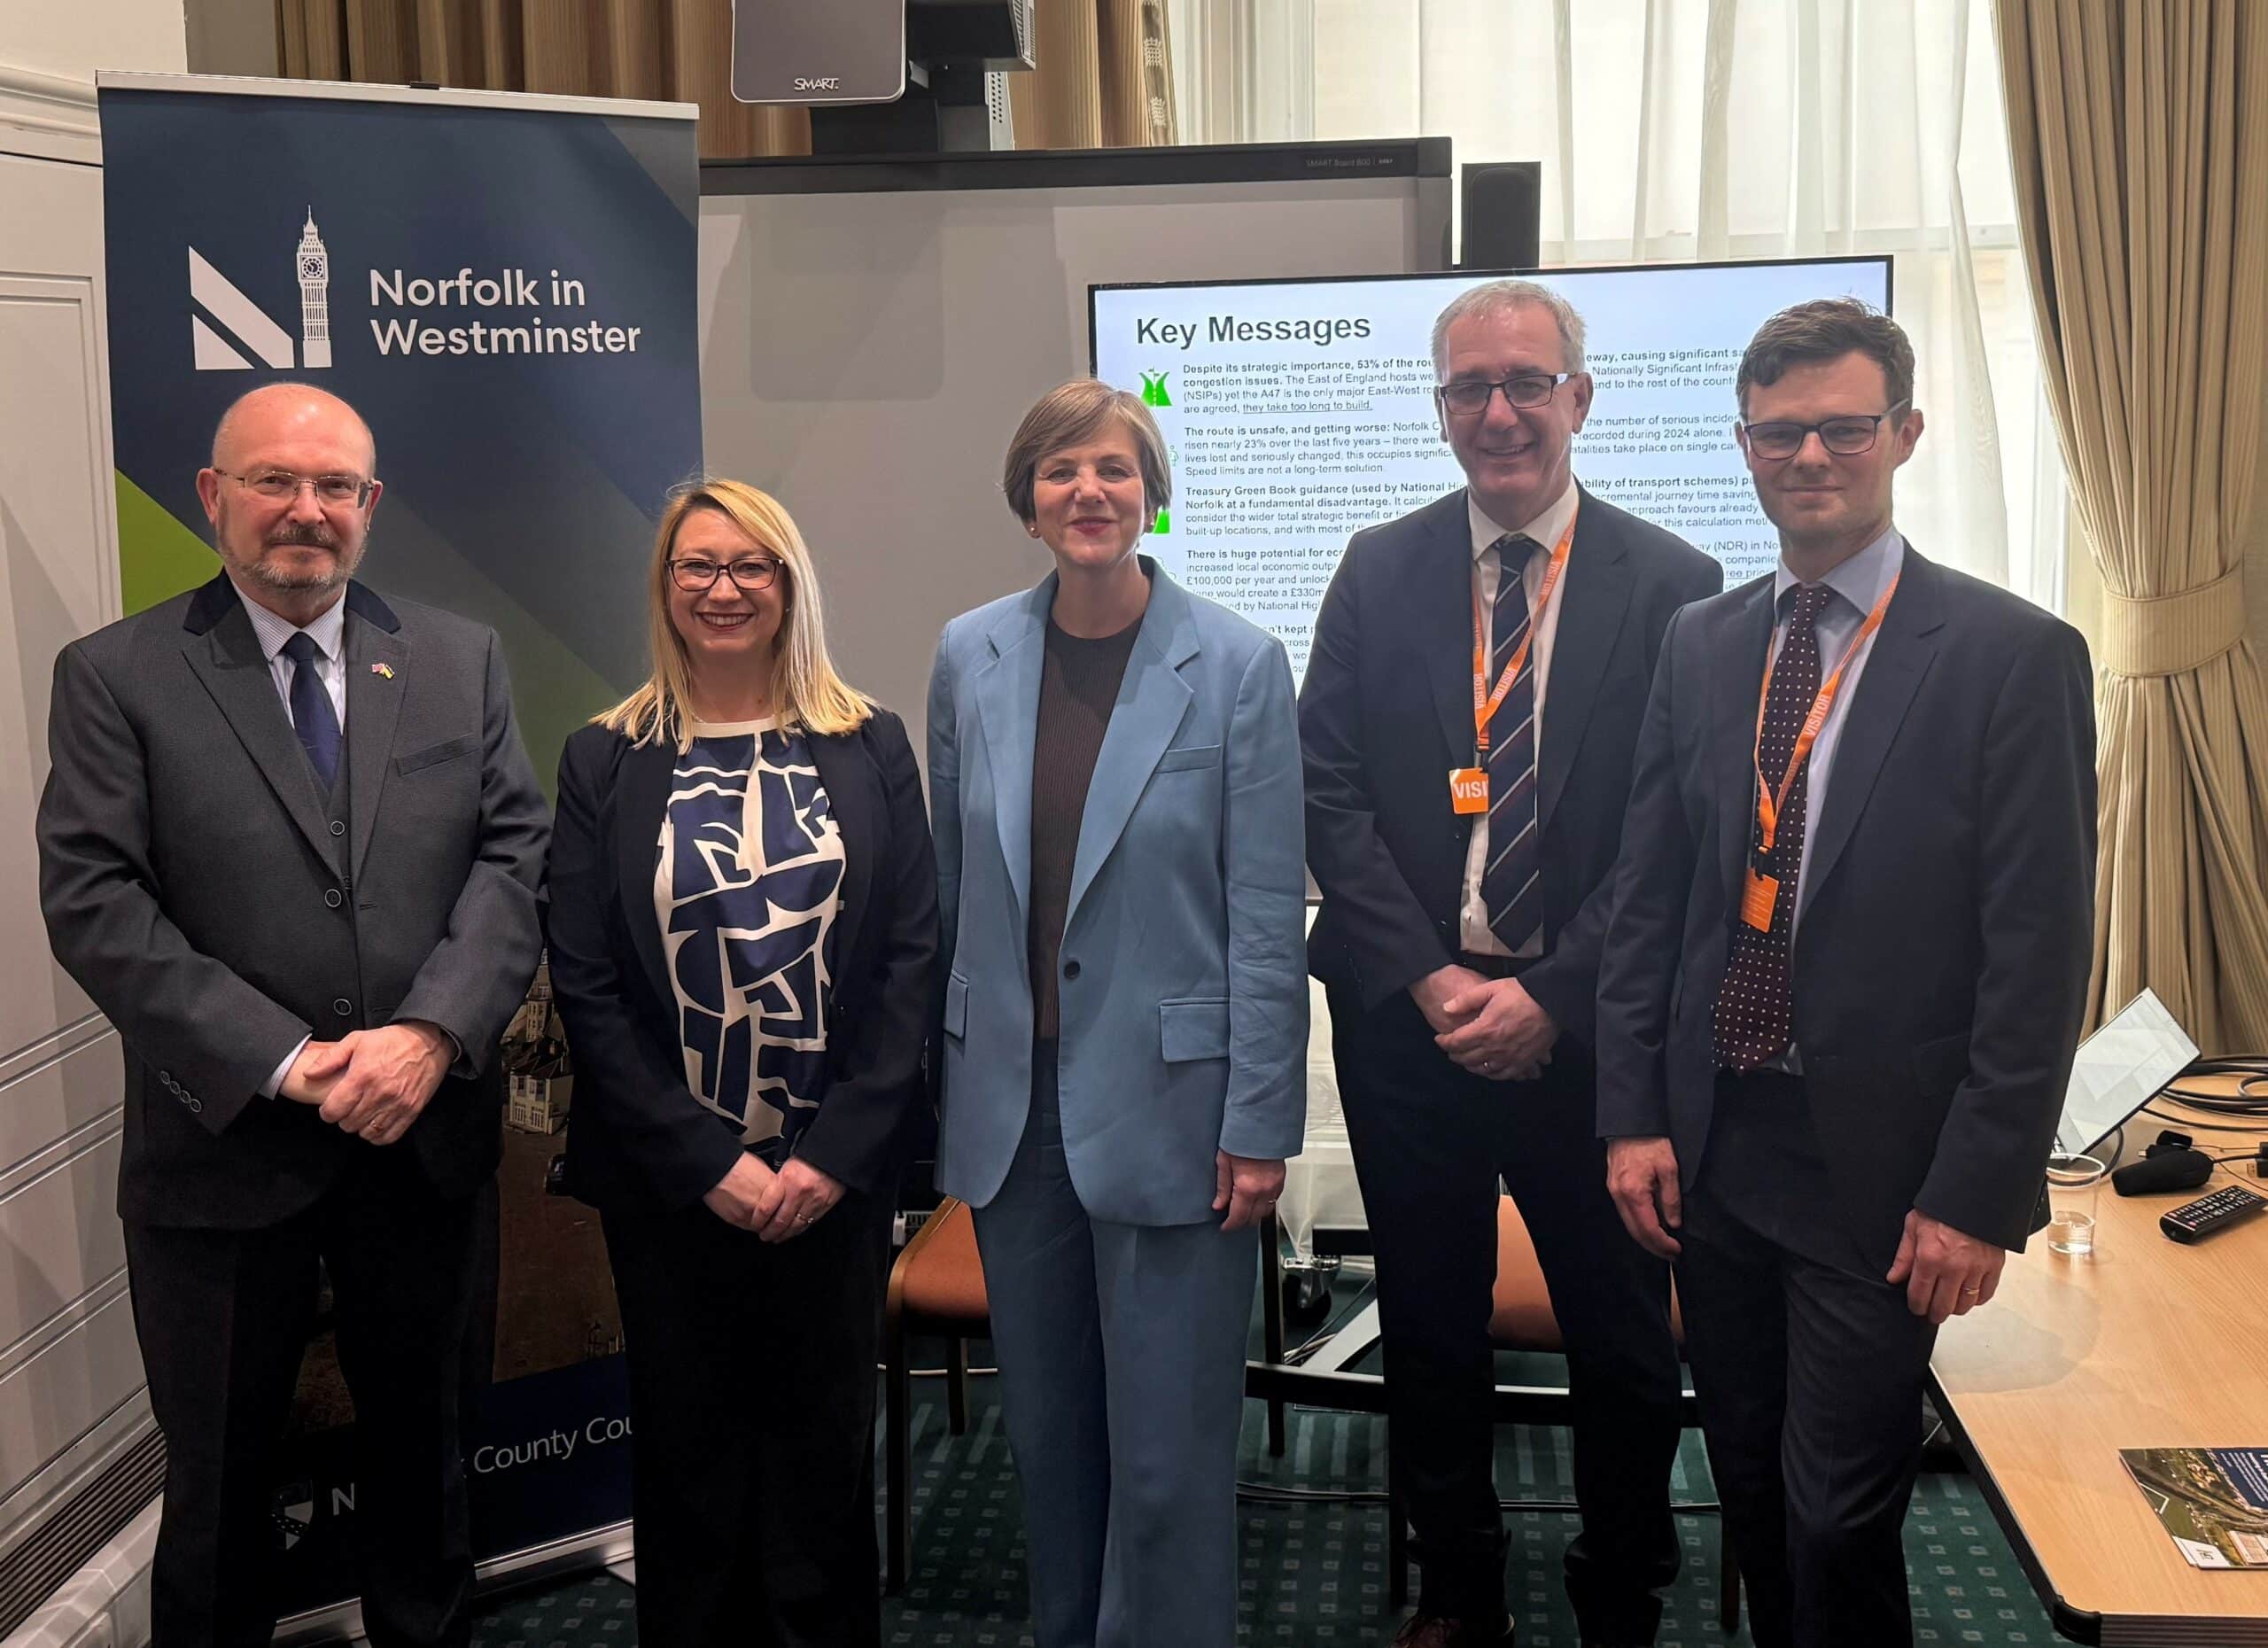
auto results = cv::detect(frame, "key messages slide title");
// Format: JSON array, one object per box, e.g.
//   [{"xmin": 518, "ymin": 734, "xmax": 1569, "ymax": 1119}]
[{"xmin": 1134, "ymin": 315, "xmax": 1373, "ymax": 351}]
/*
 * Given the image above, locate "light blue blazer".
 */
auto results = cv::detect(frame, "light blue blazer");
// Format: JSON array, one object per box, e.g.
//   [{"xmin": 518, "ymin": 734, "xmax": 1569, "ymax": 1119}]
[{"xmin": 928, "ymin": 562, "xmax": 1309, "ymax": 1226}]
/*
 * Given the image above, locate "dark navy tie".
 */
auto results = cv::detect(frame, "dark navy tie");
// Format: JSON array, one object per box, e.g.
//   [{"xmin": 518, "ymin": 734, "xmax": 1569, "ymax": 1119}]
[
  {"xmin": 1481, "ymin": 533, "xmax": 1542, "ymax": 952},
  {"xmin": 282, "ymin": 631, "xmax": 340, "ymax": 790}
]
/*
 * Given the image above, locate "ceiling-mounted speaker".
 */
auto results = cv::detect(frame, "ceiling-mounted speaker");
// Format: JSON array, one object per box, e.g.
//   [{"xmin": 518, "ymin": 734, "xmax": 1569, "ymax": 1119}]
[{"xmin": 731, "ymin": 0, "xmax": 908, "ymax": 105}]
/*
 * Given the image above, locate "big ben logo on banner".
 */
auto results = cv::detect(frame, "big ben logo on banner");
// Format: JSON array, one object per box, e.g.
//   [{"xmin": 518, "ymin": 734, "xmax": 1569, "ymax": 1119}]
[{"xmin": 190, "ymin": 206, "xmax": 331, "ymax": 371}]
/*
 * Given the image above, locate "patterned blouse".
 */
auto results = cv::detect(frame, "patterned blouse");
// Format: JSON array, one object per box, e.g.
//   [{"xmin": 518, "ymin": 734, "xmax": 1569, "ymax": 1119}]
[{"xmin": 652, "ymin": 718, "xmax": 844, "ymax": 1155}]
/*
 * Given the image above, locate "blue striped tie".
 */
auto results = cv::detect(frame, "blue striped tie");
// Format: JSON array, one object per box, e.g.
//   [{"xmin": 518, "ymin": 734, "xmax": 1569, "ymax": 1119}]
[{"xmin": 1481, "ymin": 533, "xmax": 1541, "ymax": 951}]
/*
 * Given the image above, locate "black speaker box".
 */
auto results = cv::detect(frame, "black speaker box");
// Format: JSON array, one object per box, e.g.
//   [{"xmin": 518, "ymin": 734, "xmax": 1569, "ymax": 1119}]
[{"xmin": 1459, "ymin": 161, "xmax": 1543, "ymax": 271}]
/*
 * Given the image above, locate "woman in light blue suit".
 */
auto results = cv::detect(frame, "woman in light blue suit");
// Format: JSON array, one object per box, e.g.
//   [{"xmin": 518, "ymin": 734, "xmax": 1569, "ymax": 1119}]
[{"xmin": 928, "ymin": 379, "xmax": 1308, "ymax": 1647}]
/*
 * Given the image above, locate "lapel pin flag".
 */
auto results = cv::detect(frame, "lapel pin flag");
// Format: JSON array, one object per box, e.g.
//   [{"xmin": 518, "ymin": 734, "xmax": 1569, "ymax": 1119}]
[{"xmin": 370, "ymin": 662, "xmax": 395, "ymax": 679}]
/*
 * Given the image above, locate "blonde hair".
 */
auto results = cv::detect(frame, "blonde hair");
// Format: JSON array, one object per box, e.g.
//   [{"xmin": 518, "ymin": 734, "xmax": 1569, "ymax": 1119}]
[
  {"xmin": 1000, "ymin": 378, "xmax": 1174, "ymax": 525},
  {"xmin": 595, "ymin": 478, "xmax": 871, "ymax": 750}
]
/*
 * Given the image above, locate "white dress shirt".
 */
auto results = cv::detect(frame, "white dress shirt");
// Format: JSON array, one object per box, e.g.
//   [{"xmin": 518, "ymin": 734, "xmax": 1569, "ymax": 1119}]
[
  {"xmin": 1760, "ymin": 523, "xmax": 1904, "ymax": 1071},
  {"xmin": 241, "ymin": 587, "xmax": 349, "ymax": 733},
  {"xmin": 1456, "ymin": 478, "xmax": 1579, "ymax": 959}
]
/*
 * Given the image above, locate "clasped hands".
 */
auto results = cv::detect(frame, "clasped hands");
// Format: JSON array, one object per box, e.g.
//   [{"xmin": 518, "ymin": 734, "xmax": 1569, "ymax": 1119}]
[
  {"xmin": 1412, "ymin": 963, "xmax": 1558, "ymax": 1081},
  {"xmin": 277, "ymin": 1021, "xmax": 454, "ymax": 1147},
  {"xmin": 1604, "ymin": 1135, "xmax": 2008, "ymax": 1322},
  {"xmin": 704, "ymin": 1153, "xmax": 846, "ymax": 1242}
]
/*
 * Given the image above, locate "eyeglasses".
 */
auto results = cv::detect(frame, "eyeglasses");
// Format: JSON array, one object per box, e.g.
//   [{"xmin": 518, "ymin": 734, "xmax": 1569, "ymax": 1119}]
[
  {"xmin": 1740, "ymin": 404, "xmax": 1910, "ymax": 461},
  {"xmin": 219, "ymin": 469, "xmax": 377, "ymax": 509},
  {"xmin": 669, "ymin": 556, "xmax": 782, "ymax": 593},
  {"xmin": 1436, "ymin": 372, "xmax": 1577, "ymax": 416}
]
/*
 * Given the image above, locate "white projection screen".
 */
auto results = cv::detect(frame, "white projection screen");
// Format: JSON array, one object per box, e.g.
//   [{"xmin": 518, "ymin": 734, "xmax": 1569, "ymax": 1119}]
[
  {"xmin": 698, "ymin": 143, "xmax": 1455, "ymax": 750},
  {"xmin": 1091, "ymin": 257, "xmax": 1891, "ymax": 683}
]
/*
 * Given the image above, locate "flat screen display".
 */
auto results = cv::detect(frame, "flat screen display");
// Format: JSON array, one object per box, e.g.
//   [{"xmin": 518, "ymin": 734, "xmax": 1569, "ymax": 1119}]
[{"xmin": 1091, "ymin": 256, "xmax": 1892, "ymax": 680}]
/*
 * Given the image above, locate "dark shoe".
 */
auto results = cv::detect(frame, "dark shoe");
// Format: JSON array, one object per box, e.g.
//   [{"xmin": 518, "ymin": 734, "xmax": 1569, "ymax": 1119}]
[{"xmin": 1388, "ymin": 1615, "xmax": 1516, "ymax": 1646}]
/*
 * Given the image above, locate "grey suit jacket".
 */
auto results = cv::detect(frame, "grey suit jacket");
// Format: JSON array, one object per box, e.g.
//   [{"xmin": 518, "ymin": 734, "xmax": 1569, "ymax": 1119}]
[{"xmin": 37, "ymin": 572, "xmax": 548, "ymax": 1229}]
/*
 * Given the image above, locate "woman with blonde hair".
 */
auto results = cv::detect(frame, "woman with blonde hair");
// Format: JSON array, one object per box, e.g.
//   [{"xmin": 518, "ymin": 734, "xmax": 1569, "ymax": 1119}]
[{"xmin": 547, "ymin": 478, "xmax": 937, "ymax": 1646}]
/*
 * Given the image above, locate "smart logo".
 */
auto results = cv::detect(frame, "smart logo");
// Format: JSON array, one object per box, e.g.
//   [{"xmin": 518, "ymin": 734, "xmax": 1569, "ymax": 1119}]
[
  {"xmin": 191, "ymin": 207, "xmax": 332, "ymax": 371},
  {"xmin": 793, "ymin": 76, "xmax": 843, "ymax": 91}
]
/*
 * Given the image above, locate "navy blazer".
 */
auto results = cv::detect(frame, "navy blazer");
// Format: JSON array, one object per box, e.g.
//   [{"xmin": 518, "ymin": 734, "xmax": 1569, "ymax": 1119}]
[
  {"xmin": 1301, "ymin": 486, "xmax": 1722, "ymax": 1040},
  {"xmin": 547, "ymin": 709, "xmax": 939, "ymax": 1211},
  {"xmin": 1596, "ymin": 548, "xmax": 2096, "ymax": 1264},
  {"xmin": 928, "ymin": 564, "xmax": 1309, "ymax": 1226}
]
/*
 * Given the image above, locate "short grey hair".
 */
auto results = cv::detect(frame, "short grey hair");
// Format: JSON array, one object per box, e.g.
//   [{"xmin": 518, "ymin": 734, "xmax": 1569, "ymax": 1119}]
[{"xmin": 1430, "ymin": 279, "xmax": 1587, "ymax": 378}]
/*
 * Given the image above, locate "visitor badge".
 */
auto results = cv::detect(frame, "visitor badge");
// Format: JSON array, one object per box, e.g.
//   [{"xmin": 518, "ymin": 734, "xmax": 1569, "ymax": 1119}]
[{"xmin": 1741, "ymin": 868, "xmax": 1779, "ymax": 931}]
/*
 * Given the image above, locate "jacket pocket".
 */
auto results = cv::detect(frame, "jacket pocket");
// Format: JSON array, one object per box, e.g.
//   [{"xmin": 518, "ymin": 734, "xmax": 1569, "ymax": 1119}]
[
  {"xmin": 1153, "ymin": 742, "xmax": 1223, "ymax": 773},
  {"xmin": 943, "ymin": 972, "xmax": 969, "ymax": 1038},
  {"xmin": 395, "ymin": 733, "xmax": 479, "ymax": 775},
  {"xmin": 1911, "ymin": 1030, "xmax": 1971, "ymax": 1098},
  {"xmin": 1160, "ymin": 996, "xmax": 1231, "ymax": 1062}
]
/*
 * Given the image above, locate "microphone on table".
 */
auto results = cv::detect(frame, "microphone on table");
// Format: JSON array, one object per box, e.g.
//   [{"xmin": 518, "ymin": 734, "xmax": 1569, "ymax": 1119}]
[{"xmin": 2111, "ymin": 1131, "xmax": 2214, "ymax": 1197}]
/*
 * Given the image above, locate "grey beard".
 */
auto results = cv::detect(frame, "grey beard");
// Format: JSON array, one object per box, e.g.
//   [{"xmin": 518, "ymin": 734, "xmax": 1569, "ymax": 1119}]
[{"xmin": 245, "ymin": 539, "xmax": 358, "ymax": 591}]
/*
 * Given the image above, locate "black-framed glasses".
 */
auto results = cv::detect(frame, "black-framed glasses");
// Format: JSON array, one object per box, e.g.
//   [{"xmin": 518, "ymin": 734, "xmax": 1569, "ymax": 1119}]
[
  {"xmin": 218, "ymin": 468, "xmax": 376, "ymax": 509},
  {"xmin": 1740, "ymin": 403, "xmax": 1910, "ymax": 461},
  {"xmin": 1436, "ymin": 372, "xmax": 1577, "ymax": 416},
  {"xmin": 669, "ymin": 556, "xmax": 782, "ymax": 593}
]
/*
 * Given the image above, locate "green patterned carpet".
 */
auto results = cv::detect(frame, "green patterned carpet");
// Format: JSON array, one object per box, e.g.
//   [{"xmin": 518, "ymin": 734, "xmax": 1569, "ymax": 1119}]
[{"xmin": 467, "ymin": 1361, "xmax": 2066, "ymax": 1647}]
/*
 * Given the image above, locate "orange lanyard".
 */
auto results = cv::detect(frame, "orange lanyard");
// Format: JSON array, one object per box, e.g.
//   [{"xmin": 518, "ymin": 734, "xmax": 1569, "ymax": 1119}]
[
  {"xmin": 1470, "ymin": 504, "xmax": 1577, "ymax": 756},
  {"xmin": 1751, "ymin": 572, "xmax": 1899, "ymax": 853}
]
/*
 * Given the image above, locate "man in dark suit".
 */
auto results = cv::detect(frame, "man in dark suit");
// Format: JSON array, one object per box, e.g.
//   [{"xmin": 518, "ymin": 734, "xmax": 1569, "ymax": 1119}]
[
  {"xmin": 1302, "ymin": 280, "xmax": 1722, "ymax": 1648},
  {"xmin": 37, "ymin": 383, "xmax": 548, "ymax": 1647},
  {"xmin": 1596, "ymin": 299, "xmax": 2094, "ymax": 1648}
]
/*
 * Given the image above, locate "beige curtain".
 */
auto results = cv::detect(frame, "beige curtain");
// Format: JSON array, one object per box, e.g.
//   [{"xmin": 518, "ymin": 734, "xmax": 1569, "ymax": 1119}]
[
  {"xmin": 1008, "ymin": 0, "xmax": 1177, "ymax": 149},
  {"xmin": 1995, "ymin": 0, "xmax": 2268, "ymax": 1050},
  {"xmin": 274, "ymin": 1, "xmax": 812, "ymax": 159}
]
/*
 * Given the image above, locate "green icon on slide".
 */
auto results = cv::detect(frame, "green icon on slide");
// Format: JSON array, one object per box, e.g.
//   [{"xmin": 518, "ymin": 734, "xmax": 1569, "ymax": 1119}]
[
  {"xmin": 1149, "ymin": 506, "xmax": 1171, "ymax": 534},
  {"xmin": 1140, "ymin": 369, "xmax": 1173, "ymax": 408}
]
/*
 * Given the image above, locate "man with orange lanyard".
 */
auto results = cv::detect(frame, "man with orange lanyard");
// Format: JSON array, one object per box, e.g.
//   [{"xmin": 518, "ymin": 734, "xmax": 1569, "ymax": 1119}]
[
  {"xmin": 1302, "ymin": 279, "xmax": 1721, "ymax": 1648},
  {"xmin": 1596, "ymin": 299, "xmax": 2094, "ymax": 1648}
]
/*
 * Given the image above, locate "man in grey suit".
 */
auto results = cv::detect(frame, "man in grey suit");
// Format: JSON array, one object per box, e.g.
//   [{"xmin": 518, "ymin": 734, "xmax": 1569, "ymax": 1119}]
[{"xmin": 37, "ymin": 384, "xmax": 547, "ymax": 1648}]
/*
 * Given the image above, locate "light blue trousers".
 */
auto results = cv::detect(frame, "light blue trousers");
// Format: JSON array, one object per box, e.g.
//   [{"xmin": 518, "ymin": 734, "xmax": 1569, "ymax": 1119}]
[{"xmin": 970, "ymin": 1053, "xmax": 1257, "ymax": 1648}]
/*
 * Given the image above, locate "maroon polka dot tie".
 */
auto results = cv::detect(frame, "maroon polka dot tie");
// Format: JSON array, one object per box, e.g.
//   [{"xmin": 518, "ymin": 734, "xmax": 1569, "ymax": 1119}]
[{"xmin": 1713, "ymin": 582, "xmax": 1833, "ymax": 1070}]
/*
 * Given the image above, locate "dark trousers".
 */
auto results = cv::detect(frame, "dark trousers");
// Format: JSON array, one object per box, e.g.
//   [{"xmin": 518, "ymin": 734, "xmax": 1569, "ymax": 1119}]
[
  {"xmin": 602, "ymin": 1180, "xmax": 891, "ymax": 1648},
  {"xmin": 1330, "ymin": 987, "xmax": 1684, "ymax": 1643},
  {"xmin": 1677, "ymin": 1071, "xmax": 1938, "ymax": 1648},
  {"xmin": 124, "ymin": 1147, "xmax": 481, "ymax": 1648}
]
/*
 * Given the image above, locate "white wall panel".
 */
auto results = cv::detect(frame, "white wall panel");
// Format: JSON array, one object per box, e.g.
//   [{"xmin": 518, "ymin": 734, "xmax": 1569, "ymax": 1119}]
[
  {"xmin": 0, "ymin": 118, "xmax": 151, "ymax": 1593},
  {"xmin": 0, "ymin": 1281, "xmax": 143, "ymax": 1512}
]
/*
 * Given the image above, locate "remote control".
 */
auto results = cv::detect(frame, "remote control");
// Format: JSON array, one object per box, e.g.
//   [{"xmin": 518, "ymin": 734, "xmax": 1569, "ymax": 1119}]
[{"xmin": 2160, "ymin": 1182, "xmax": 2268, "ymax": 1244}]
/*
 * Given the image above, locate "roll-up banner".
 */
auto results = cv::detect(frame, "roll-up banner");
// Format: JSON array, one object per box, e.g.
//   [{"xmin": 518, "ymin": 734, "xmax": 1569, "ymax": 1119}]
[{"xmin": 95, "ymin": 73, "xmax": 703, "ymax": 1615}]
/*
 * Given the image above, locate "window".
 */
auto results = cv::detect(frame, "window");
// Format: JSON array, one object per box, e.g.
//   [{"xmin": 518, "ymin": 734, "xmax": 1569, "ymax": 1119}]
[{"xmin": 1169, "ymin": 0, "xmax": 2067, "ymax": 609}]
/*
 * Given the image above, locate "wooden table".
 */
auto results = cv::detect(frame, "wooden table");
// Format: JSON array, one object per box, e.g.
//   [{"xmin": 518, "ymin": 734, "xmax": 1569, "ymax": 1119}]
[{"xmin": 1930, "ymin": 1095, "xmax": 2268, "ymax": 1645}]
